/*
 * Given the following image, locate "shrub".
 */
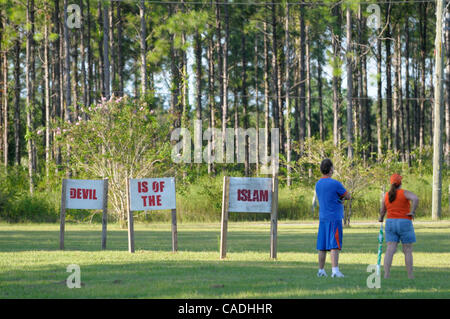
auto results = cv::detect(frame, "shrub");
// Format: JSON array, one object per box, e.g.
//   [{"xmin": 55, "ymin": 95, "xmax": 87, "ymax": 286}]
[{"xmin": 56, "ymin": 96, "xmax": 173, "ymax": 227}]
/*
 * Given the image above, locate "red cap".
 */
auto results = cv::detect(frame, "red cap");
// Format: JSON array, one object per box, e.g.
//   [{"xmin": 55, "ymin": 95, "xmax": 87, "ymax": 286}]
[{"xmin": 390, "ymin": 174, "xmax": 402, "ymax": 186}]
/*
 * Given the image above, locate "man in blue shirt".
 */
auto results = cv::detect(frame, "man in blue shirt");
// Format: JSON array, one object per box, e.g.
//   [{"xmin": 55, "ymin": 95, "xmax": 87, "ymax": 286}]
[{"xmin": 315, "ymin": 159, "xmax": 351, "ymax": 278}]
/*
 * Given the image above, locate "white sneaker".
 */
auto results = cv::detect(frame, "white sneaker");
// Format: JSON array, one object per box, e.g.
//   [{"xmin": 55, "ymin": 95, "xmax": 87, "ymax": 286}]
[
  {"xmin": 331, "ymin": 271, "xmax": 345, "ymax": 278},
  {"xmin": 317, "ymin": 270, "xmax": 328, "ymax": 277}
]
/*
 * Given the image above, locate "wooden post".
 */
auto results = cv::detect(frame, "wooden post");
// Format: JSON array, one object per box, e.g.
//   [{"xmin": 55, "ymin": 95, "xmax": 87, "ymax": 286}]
[
  {"xmin": 270, "ymin": 176, "xmax": 278, "ymax": 259},
  {"xmin": 59, "ymin": 179, "xmax": 67, "ymax": 250},
  {"xmin": 171, "ymin": 178, "xmax": 178, "ymax": 252},
  {"xmin": 126, "ymin": 178, "xmax": 135, "ymax": 253},
  {"xmin": 220, "ymin": 176, "xmax": 230, "ymax": 259},
  {"xmin": 171, "ymin": 209, "xmax": 178, "ymax": 252},
  {"xmin": 101, "ymin": 179, "xmax": 108, "ymax": 250}
]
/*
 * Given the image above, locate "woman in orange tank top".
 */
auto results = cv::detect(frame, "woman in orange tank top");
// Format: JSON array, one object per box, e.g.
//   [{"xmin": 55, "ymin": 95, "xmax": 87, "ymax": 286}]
[{"xmin": 378, "ymin": 174, "xmax": 419, "ymax": 279}]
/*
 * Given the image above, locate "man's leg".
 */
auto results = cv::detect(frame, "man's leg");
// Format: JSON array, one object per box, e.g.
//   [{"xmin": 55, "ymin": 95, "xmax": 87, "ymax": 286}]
[
  {"xmin": 384, "ymin": 241, "xmax": 398, "ymax": 279},
  {"xmin": 402, "ymin": 243, "xmax": 414, "ymax": 279},
  {"xmin": 318, "ymin": 250, "xmax": 327, "ymax": 269},
  {"xmin": 330, "ymin": 249, "xmax": 339, "ymax": 268}
]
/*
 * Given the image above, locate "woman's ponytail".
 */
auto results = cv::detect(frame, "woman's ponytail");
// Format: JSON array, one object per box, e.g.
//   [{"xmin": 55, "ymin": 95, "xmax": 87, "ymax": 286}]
[{"xmin": 388, "ymin": 183, "xmax": 399, "ymax": 203}]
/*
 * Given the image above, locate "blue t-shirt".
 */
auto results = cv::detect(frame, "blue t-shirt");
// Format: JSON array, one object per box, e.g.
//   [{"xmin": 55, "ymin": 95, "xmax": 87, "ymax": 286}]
[{"xmin": 315, "ymin": 177, "xmax": 347, "ymax": 221}]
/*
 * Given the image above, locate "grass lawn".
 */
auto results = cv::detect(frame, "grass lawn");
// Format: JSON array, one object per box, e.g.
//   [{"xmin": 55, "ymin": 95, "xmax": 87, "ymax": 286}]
[{"xmin": 0, "ymin": 220, "xmax": 449, "ymax": 298}]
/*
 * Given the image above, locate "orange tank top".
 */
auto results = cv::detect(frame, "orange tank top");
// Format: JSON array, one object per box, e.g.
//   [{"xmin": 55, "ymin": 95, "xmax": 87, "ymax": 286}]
[{"xmin": 385, "ymin": 189, "xmax": 411, "ymax": 220}]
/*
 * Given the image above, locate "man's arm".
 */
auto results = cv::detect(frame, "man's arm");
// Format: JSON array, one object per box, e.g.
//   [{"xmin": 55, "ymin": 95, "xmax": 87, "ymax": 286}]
[{"xmin": 341, "ymin": 191, "xmax": 351, "ymax": 200}]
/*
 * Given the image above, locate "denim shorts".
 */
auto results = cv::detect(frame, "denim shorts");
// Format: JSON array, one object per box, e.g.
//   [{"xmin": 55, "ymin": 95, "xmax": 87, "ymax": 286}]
[{"xmin": 385, "ymin": 219, "xmax": 416, "ymax": 244}]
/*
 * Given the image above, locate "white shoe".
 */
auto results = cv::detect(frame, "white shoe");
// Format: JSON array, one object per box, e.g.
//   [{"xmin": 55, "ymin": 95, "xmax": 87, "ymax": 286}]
[
  {"xmin": 317, "ymin": 270, "xmax": 328, "ymax": 277},
  {"xmin": 331, "ymin": 271, "xmax": 345, "ymax": 278}
]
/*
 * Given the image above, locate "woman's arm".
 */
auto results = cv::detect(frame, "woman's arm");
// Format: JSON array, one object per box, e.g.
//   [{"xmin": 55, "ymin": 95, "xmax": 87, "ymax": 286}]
[
  {"xmin": 404, "ymin": 190, "xmax": 419, "ymax": 217},
  {"xmin": 379, "ymin": 198, "xmax": 386, "ymax": 222}
]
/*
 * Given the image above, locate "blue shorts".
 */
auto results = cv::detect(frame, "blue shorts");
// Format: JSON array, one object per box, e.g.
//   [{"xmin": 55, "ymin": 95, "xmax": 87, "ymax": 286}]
[
  {"xmin": 317, "ymin": 220, "xmax": 343, "ymax": 251},
  {"xmin": 385, "ymin": 219, "xmax": 416, "ymax": 244}
]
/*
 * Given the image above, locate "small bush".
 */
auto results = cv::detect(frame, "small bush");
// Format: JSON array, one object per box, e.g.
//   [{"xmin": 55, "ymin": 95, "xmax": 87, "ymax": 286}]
[{"xmin": 1, "ymin": 192, "xmax": 59, "ymax": 223}]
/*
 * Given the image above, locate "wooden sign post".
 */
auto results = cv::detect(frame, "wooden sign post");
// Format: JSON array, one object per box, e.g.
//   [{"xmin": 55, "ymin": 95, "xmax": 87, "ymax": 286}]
[
  {"xmin": 59, "ymin": 179, "xmax": 109, "ymax": 250},
  {"xmin": 126, "ymin": 177, "xmax": 178, "ymax": 253},
  {"xmin": 220, "ymin": 176, "xmax": 278, "ymax": 259},
  {"xmin": 220, "ymin": 176, "xmax": 230, "ymax": 259},
  {"xmin": 270, "ymin": 176, "xmax": 278, "ymax": 259}
]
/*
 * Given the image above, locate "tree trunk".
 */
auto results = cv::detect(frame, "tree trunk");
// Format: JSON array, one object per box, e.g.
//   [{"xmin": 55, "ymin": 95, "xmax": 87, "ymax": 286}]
[
  {"xmin": 117, "ymin": 2, "xmax": 124, "ymax": 96},
  {"xmin": 361, "ymin": 14, "xmax": 369, "ymax": 158},
  {"xmin": 195, "ymin": 30, "xmax": 202, "ymax": 122},
  {"xmin": 318, "ymin": 60, "xmax": 324, "ymax": 141},
  {"xmin": 44, "ymin": 0, "xmax": 51, "ymax": 179},
  {"xmin": 346, "ymin": 7, "xmax": 353, "ymax": 160},
  {"xmin": 87, "ymin": 0, "xmax": 92, "ymax": 105},
  {"xmin": 109, "ymin": 2, "xmax": 115, "ymax": 96},
  {"xmin": 79, "ymin": 0, "xmax": 87, "ymax": 109},
  {"xmin": 263, "ymin": 19, "xmax": 270, "ymax": 166},
  {"xmin": 0, "ymin": 13, "xmax": 3, "ymax": 165},
  {"xmin": 385, "ymin": 3, "xmax": 392, "ymax": 151},
  {"xmin": 103, "ymin": 2, "xmax": 110, "ymax": 100},
  {"xmin": 26, "ymin": 0, "xmax": 35, "ymax": 193},
  {"xmin": 306, "ymin": 24, "xmax": 311, "ymax": 140},
  {"xmin": 139, "ymin": 0, "xmax": 147, "ymax": 97},
  {"xmin": 285, "ymin": 4, "xmax": 291, "ymax": 186},
  {"xmin": 356, "ymin": 5, "xmax": 362, "ymax": 149},
  {"xmin": 72, "ymin": 25, "xmax": 79, "ymax": 119},
  {"xmin": 169, "ymin": 4, "xmax": 180, "ymax": 127},
  {"xmin": 14, "ymin": 35, "xmax": 20, "ymax": 166},
  {"xmin": 254, "ymin": 36, "xmax": 260, "ymax": 175},
  {"xmin": 376, "ymin": 36, "xmax": 383, "ymax": 159},
  {"xmin": 446, "ymin": 4, "xmax": 450, "ymax": 165},
  {"xmin": 241, "ymin": 31, "xmax": 249, "ymax": 176},
  {"xmin": 222, "ymin": 1, "xmax": 229, "ymax": 164},
  {"xmin": 431, "ymin": 0, "xmax": 445, "ymax": 220},
  {"xmin": 393, "ymin": 25, "xmax": 401, "ymax": 154},
  {"xmin": 298, "ymin": 6, "xmax": 306, "ymax": 153},
  {"xmin": 207, "ymin": 34, "xmax": 215, "ymax": 174},
  {"xmin": 419, "ymin": 2, "xmax": 427, "ymax": 151},
  {"xmin": 331, "ymin": 4, "xmax": 341, "ymax": 147},
  {"xmin": 64, "ymin": 0, "xmax": 72, "ymax": 122},
  {"xmin": 52, "ymin": 0, "xmax": 61, "ymax": 168},
  {"xmin": 234, "ymin": 89, "xmax": 239, "ymax": 164},
  {"xmin": 397, "ymin": 27, "xmax": 405, "ymax": 161},
  {"xmin": 429, "ymin": 61, "xmax": 434, "ymax": 145},
  {"xmin": 271, "ymin": 3, "xmax": 280, "ymax": 153},
  {"xmin": 414, "ymin": 57, "xmax": 420, "ymax": 148},
  {"xmin": 405, "ymin": 18, "xmax": 412, "ymax": 166},
  {"xmin": 2, "ymin": 29, "xmax": 7, "ymax": 168}
]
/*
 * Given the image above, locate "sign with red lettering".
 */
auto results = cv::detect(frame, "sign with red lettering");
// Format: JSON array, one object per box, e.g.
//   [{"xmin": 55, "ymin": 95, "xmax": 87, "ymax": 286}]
[
  {"xmin": 228, "ymin": 177, "xmax": 272, "ymax": 213},
  {"xmin": 129, "ymin": 178, "xmax": 176, "ymax": 211},
  {"xmin": 65, "ymin": 179, "xmax": 105, "ymax": 210}
]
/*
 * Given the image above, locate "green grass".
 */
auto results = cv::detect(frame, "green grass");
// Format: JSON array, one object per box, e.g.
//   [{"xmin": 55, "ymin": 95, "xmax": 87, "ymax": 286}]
[{"xmin": 0, "ymin": 221, "xmax": 449, "ymax": 298}]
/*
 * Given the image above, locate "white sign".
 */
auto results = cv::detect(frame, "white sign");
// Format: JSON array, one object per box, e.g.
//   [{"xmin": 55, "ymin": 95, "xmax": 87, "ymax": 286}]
[
  {"xmin": 65, "ymin": 179, "xmax": 105, "ymax": 210},
  {"xmin": 228, "ymin": 177, "xmax": 272, "ymax": 213},
  {"xmin": 129, "ymin": 178, "xmax": 176, "ymax": 211}
]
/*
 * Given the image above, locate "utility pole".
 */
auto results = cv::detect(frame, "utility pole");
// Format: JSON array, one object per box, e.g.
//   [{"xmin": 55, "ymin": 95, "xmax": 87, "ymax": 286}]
[{"xmin": 431, "ymin": 0, "xmax": 446, "ymax": 220}]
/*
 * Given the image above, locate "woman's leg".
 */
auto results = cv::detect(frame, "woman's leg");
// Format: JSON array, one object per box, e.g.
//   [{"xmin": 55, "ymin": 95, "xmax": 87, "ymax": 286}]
[
  {"xmin": 384, "ymin": 242, "xmax": 398, "ymax": 278},
  {"xmin": 402, "ymin": 243, "xmax": 414, "ymax": 279}
]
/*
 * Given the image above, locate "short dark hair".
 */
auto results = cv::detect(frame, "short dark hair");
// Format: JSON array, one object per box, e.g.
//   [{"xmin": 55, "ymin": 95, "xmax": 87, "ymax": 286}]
[{"xmin": 320, "ymin": 159, "xmax": 333, "ymax": 175}]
